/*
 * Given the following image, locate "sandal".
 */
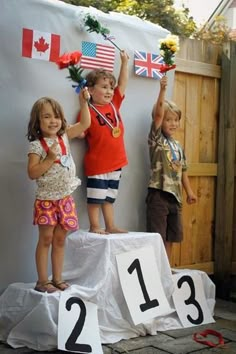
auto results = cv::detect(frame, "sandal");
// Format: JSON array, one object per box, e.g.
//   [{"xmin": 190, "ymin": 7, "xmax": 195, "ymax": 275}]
[
  {"xmin": 52, "ymin": 280, "xmax": 70, "ymax": 291},
  {"xmin": 34, "ymin": 280, "xmax": 58, "ymax": 293}
]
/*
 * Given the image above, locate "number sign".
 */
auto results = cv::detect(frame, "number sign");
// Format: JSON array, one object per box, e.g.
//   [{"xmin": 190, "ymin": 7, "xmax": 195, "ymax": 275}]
[
  {"xmin": 172, "ymin": 272, "xmax": 215, "ymax": 328},
  {"xmin": 116, "ymin": 246, "xmax": 172, "ymax": 325},
  {"xmin": 58, "ymin": 292, "xmax": 103, "ymax": 353}
]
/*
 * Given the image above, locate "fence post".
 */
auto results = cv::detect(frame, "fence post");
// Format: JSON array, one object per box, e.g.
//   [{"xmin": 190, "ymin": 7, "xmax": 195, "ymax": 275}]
[{"xmin": 214, "ymin": 41, "xmax": 236, "ymax": 299}]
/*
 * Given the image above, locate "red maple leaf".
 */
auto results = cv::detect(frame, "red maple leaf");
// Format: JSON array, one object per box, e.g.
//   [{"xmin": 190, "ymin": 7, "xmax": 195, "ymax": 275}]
[{"xmin": 34, "ymin": 37, "xmax": 49, "ymax": 53}]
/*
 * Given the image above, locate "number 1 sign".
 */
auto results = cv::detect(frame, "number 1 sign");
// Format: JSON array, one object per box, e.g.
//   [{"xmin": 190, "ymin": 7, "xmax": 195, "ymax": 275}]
[{"xmin": 116, "ymin": 246, "xmax": 173, "ymax": 325}]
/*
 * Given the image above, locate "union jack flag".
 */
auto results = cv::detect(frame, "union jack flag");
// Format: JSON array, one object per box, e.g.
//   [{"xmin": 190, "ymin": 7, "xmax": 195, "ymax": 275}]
[{"xmin": 134, "ymin": 50, "xmax": 164, "ymax": 79}]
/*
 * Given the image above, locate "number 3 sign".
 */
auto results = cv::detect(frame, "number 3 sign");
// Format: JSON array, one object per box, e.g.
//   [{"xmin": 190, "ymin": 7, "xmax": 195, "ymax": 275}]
[{"xmin": 172, "ymin": 272, "xmax": 215, "ymax": 328}]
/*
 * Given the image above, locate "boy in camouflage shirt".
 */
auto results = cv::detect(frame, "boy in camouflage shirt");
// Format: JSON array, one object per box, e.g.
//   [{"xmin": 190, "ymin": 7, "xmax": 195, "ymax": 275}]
[{"xmin": 146, "ymin": 76, "xmax": 197, "ymax": 262}]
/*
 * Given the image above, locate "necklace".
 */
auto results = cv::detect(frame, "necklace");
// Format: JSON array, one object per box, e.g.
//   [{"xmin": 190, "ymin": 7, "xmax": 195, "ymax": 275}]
[
  {"xmin": 88, "ymin": 102, "xmax": 121, "ymax": 138},
  {"xmin": 40, "ymin": 136, "xmax": 71, "ymax": 168},
  {"xmin": 165, "ymin": 137, "xmax": 182, "ymax": 173}
]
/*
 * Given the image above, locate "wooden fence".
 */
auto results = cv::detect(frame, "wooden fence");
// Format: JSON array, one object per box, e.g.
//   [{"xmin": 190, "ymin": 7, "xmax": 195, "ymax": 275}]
[{"xmin": 171, "ymin": 39, "xmax": 236, "ymax": 298}]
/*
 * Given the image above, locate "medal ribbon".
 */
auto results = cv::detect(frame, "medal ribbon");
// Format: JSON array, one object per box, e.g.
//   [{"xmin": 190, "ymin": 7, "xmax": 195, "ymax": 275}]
[
  {"xmin": 166, "ymin": 138, "xmax": 180, "ymax": 162},
  {"xmin": 88, "ymin": 102, "xmax": 119, "ymax": 132},
  {"xmin": 193, "ymin": 329, "xmax": 225, "ymax": 348},
  {"xmin": 40, "ymin": 136, "xmax": 67, "ymax": 164}
]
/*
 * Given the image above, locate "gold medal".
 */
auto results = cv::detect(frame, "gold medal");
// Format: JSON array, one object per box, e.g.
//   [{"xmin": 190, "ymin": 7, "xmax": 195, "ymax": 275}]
[{"xmin": 112, "ymin": 127, "xmax": 121, "ymax": 138}]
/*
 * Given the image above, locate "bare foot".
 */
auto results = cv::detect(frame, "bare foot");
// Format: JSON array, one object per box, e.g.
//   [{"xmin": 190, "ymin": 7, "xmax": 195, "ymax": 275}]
[
  {"xmin": 105, "ymin": 227, "xmax": 128, "ymax": 234},
  {"xmin": 89, "ymin": 228, "xmax": 109, "ymax": 235}
]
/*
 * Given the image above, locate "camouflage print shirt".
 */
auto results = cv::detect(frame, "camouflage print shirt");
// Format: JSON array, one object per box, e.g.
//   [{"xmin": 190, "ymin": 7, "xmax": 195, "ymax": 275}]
[{"xmin": 148, "ymin": 121, "xmax": 187, "ymax": 205}]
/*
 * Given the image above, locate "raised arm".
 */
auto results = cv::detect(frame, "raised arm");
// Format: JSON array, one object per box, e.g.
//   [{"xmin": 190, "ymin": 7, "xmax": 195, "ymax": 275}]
[
  {"xmin": 67, "ymin": 88, "xmax": 91, "ymax": 139},
  {"xmin": 117, "ymin": 50, "xmax": 129, "ymax": 96},
  {"xmin": 153, "ymin": 75, "xmax": 168, "ymax": 129}
]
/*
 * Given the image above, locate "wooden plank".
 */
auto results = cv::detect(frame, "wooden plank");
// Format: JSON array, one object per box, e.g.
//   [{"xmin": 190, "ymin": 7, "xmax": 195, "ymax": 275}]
[
  {"xmin": 200, "ymin": 77, "xmax": 219, "ymax": 161},
  {"xmin": 175, "ymin": 58, "xmax": 221, "ymax": 78},
  {"xmin": 184, "ymin": 75, "xmax": 201, "ymax": 160},
  {"xmin": 177, "ymin": 38, "xmax": 222, "ymax": 64},
  {"xmin": 181, "ymin": 178, "xmax": 199, "ymax": 265},
  {"xmin": 175, "ymin": 262, "xmax": 214, "ymax": 274},
  {"xmin": 214, "ymin": 42, "xmax": 236, "ymax": 299},
  {"xmin": 192, "ymin": 177, "xmax": 214, "ymax": 263},
  {"xmin": 232, "ymin": 261, "xmax": 236, "ymax": 274},
  {"xmin": 188, "ymin": 163, "xmax": 217, "ymax": 176}
]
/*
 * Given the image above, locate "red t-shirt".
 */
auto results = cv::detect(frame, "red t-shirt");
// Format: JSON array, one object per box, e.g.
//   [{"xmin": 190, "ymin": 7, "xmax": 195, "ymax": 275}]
[{"xmin": 77, "ymin": 87, "xmax": 128, "ymax": 176}]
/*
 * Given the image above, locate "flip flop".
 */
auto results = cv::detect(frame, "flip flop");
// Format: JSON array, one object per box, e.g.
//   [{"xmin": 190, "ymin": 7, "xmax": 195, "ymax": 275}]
[
  {"xmin": 34, "ymin": 280, "xmax": 58, "ymax": 293},
  {"xmin": 52, "ymin": 280, "xmax": 70, "ymax": 291}
]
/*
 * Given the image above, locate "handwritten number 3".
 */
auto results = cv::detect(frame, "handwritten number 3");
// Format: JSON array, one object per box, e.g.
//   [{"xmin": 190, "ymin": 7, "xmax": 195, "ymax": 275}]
[
  {"xmin": 65, "ymin": 297, "xmax": 92, "ymax": 353},
  {"xmin": 177, "ymin": 275, "xmax": 204, "ymax": 325}
]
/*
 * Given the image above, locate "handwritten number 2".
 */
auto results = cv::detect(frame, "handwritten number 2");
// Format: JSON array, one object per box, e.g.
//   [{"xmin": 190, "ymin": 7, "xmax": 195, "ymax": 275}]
[
  {"xmin": 128, "ymin": 258, "xmax": 159, "ymax": 312},
  {"xmin": 177, "ymin": 275, "xmax": 204, "ymax": 325},
  {"xmin": 65, "ymin": 297, "xmax": 92, "ymax": 353}
]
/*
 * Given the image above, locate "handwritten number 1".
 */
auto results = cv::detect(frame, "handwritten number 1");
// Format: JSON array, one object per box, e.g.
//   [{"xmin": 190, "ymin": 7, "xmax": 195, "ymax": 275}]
[
  {"xmin": 65, "ymin": 297, "xmax": 92, "ymax": 353},
  {"xmin": 128, "ymin": 258, "xmax": 159, "ymax": 312}
]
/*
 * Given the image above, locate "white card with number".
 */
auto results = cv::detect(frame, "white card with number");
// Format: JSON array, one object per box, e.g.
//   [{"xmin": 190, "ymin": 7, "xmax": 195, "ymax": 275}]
[
  {"xmin": 116, "ymin": 246, "xmax": 172, "ymax": 325},
  {"xmin": 172, "ymin": 272, "xmax": 215, "ymax": 328},
  {"xmin": 58, "ymin": 291, "xmax": 103, "ymax": 353}
]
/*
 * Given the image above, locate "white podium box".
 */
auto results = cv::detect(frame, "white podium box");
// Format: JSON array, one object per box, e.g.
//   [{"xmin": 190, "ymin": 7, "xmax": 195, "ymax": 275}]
[{"xmin": 0, "ymin": 231, "xmax": 216, "ymax": 351}]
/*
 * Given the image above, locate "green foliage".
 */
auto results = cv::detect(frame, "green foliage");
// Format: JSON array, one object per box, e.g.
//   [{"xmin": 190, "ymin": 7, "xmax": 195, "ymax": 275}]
[
  {"xmin": 59, "ymin": 0, "xmax": 197, "ymax": 37},
  {"xmin": 194, "ymin": 16, "xmax": 231, "ymax": 45}
]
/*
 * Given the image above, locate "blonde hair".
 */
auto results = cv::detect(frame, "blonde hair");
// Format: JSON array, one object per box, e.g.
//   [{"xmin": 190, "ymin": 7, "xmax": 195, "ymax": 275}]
[
  {"xmin": 27, "ymin": 97, "xmax": 67, "ymax": 142},
  {"xmin": 152, "ymin": 99, "xmax": 181, "ymax": 120}
]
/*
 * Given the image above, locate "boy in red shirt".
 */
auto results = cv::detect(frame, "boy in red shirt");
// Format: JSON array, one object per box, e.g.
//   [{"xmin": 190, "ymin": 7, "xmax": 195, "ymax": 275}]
[{"xmin": 78, "ymin": 50, "xmax": 129, "ymax": 234}]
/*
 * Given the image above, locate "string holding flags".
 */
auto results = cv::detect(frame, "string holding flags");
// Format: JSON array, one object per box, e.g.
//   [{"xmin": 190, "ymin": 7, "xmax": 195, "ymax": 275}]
[{"xmin": 83, "ymin": 14, "xmax": 122, "ymax": 52}]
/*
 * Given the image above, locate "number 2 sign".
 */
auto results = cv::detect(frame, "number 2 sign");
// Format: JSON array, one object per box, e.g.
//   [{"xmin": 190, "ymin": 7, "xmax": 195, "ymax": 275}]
[{"xmin": 58, "ymin": 292, "xmax": 103, "ymax": 353}]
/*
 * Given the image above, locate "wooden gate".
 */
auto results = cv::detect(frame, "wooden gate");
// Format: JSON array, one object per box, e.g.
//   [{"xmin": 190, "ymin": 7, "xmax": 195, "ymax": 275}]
[
  {"xmin": 171, "ymin": 38, "xmax": 220, "ymax": 272},
  {"xmin": 172, "ymin": 39, "xmax": 236, "ymax": 298}
]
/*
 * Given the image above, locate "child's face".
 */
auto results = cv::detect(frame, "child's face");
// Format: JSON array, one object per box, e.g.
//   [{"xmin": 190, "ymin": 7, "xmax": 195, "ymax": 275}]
[
  {"xmin": 88, "ymin": 77, "xmax": 115, "ymax": 105},
  {"xmin": 39, "ymin": 102, "xmax": 62, "ymax": 138},
  {"xmin": 162, "ymin": 110, "xmax": 180, "ymax": 137}
]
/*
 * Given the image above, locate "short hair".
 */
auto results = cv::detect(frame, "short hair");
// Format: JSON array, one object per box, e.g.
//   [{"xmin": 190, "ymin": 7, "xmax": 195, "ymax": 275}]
[
  {"xmin": 85, "ymin": 68, "xmax": 116, "ymax": 87},
  {"xmin": 27, "ymin": 97, "xmax": 67, "ymax": 141},
  {"xmin": 152, "ymin": 99, "xmax": 181, "ymax": 120}
]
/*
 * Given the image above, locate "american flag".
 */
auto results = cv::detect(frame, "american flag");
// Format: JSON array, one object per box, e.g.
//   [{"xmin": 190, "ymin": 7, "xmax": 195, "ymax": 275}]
[
  {"xmin": 81, "ymin": 41, "xmax": 115, "ymax": 71},
  {"xmin": 134, "ymin": 50, "xmax": 164, "ymax": 79}
]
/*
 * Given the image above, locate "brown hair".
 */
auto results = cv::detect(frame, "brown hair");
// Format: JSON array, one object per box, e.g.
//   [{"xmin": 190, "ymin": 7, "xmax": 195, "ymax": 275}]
[
  {"xmin": 85, "ymin": 68, "xmax": 116, "ymax": 88},
  {"xmin": 27, "ymin": 97, "xmax": 67, "ymax": 141},
  {"xmin": 152, "ymin": 99, "xmax": 181, "ymax": 120}
]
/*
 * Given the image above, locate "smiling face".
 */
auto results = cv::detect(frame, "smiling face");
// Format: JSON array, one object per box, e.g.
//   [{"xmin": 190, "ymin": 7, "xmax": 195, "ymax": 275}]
[
  {"xmin": 39, "ymin": 102, "xmax": 62, "ymax": 138},
  {"xmin": 162, "ymin": 110, "xmax": 180, "ymax": 138},
  {"xmin": 88, "ymin": 77, "xmax": 115, "ymax": 105}
]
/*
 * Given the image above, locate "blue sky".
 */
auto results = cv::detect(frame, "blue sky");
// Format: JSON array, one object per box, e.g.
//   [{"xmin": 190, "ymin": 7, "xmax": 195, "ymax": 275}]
[{"xmin": 174, "ymin": 0, "xmax": 221, "ymax": 24}]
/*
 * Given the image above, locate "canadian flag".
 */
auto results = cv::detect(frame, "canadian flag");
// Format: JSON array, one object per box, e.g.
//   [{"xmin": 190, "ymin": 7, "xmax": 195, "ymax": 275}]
[{"xmin": 22, "ymin": 28, "xmax": 60, "ymax": 62}]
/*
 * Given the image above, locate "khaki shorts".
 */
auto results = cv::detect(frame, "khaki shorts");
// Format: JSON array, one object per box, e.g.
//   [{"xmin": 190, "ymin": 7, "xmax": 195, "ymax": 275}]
[
  {"xmin": 146, "ymin": 188, "xmax": 183, "ymax": 243},
  {"xmin": 33, "ymin": 195, "xmax": 78, "ymax": 231}
]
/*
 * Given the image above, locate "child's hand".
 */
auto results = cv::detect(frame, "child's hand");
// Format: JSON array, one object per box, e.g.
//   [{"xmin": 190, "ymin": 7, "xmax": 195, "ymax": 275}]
[
  {"xmin": 186, "ymin": 192, "xmax": 197, "ymax": 204},
  {"xmin": 47, "ymin": 140, "xmax": 58, "ymax": 161},
  {"xmin": 160, "ymin": 75, "xmax": 168, "ymax": 90},
  {"xmin": 79, "ymin": 87, "xmax": 90, "ymax": 105},
  {"xmin": 120, "ymin": 50, "xmax": 129, "ymax": 63}
]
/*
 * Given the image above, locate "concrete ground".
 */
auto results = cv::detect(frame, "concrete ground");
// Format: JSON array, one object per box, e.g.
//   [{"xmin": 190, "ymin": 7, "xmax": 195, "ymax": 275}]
[{"xmin": 0, "ymin": 299, "xmax": 236, "ymax": 353}]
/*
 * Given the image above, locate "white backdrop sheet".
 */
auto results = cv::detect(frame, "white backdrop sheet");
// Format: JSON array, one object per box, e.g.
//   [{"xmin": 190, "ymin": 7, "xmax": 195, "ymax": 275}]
[
  {"xmin": 0, "ymin": 0, "xmax": 175, "ymax": 292},
  {"xmin": 0, "ymin": 231, "xmax": 215, "ymax": 351}
]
